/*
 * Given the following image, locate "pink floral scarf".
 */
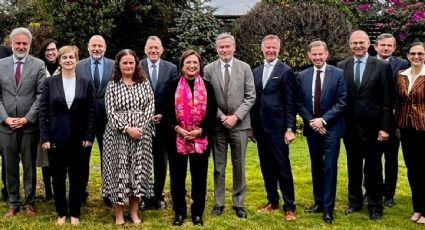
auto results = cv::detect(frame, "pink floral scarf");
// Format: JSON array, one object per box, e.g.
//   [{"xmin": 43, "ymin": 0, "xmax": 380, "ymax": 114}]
[{"xmin": 175, "ymin": 75, "xmax": 208, "ymax": 154}]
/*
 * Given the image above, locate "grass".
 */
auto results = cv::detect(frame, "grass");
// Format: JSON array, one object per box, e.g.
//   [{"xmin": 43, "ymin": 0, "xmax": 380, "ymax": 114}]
[{"xmin": 0, "ymin": 136, "xmax": 422, "ymax": 229}]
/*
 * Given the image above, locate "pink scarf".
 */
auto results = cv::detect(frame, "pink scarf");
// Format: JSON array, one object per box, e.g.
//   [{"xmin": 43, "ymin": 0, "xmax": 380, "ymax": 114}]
[{"xmin": 175, "ymin": 75, "xmax": 208, "ymax": 154}]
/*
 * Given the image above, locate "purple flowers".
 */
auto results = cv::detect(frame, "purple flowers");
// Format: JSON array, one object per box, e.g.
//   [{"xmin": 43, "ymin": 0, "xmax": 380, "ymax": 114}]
[
  {"xmin": 359, "ymin": 4, "xmax": 370, "ymax": 12},
  {"xmin": 399, "ymin": 33, "xmax": 407, "ymax": 41},
  {"xmin": 411, "ymin": 10, "xmax": 425, "ymax": 23}
]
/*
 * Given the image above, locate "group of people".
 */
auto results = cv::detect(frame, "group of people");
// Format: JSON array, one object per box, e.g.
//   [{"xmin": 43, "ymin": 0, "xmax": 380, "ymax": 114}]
[{"xmin": 0, "ymin": 26, "xmax": 424, "ymax": 227}]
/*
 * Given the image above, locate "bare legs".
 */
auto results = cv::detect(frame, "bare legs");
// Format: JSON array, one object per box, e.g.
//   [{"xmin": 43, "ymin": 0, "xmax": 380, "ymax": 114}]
[{"xmin": 114, "ymin": 196, "xmax": 141, "ymax": 225}]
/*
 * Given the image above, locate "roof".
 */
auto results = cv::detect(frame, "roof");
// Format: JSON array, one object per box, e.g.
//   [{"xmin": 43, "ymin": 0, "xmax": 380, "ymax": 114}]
[{"xmin": 207, "ymin": 0, "xmax": 260, "ymax": 16}]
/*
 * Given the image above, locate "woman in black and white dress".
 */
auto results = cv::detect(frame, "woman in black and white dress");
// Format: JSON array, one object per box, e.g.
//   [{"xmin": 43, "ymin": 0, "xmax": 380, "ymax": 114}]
[{"xmin": 102, "ymin": 49, "xmax": 155, "ymax": 225}]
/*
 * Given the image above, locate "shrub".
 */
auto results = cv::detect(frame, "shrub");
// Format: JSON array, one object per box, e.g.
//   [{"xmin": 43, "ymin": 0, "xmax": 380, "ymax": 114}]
[{"xmin": 233, "ymin": 1, "xmax": 353, "ymax": 70}]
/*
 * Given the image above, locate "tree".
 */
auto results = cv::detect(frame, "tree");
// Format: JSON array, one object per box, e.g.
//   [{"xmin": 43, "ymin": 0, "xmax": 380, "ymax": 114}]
[
  {"xmin": 233, "ymin": 1, "xmax": 352, "ymax": 69},
  {"xmin": 168, "ymin": 0, "xmax": 221, "ymax": 64}
]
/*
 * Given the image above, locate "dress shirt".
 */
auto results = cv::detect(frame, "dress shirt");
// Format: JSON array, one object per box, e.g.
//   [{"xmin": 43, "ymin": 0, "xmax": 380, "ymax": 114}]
[
  {"xmin": 147, "ymin": 58, "xmax": 161, "ymax": 79},
  {"xmin": 220, "ymin": 58, "xmax": 234, "ymax": 82},
  {"xmin": 90, "ymin": 57, "xmax": 104, "ymax": 82},
  {"xmin": 353, "ymin": 54, "xmax": 368, "ymax": 83},
  {"xmin": 400, "ymin": 64, "xmax": 425, "ymax": 93},
  {"xmin": 62, "ymin": 77, "xmax": 76, "ymax": 109},
  {"xmin": 262, "ymin": 59, "xmax": 278, "ymax": 88},
  {"xmin": 13, "ymin": 55, "xmax": 27, "ymax": 78}
]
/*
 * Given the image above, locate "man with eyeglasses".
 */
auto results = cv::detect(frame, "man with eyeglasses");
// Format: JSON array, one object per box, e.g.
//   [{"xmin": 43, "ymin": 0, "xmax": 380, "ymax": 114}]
[
  {"xmin": 337, "ymin": 30, "xmax": 393, "ymax": 221},
  {"xmin": 370, "ymin": 33, "xmax": 409, "ymax": 208}
]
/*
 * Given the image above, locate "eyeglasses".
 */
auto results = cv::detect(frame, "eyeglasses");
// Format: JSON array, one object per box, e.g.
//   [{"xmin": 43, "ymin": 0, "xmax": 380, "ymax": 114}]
[
  {"xmin": 350, "ymin": 41, "xmax": 367, "ymax": 46},
  {"xmin": 45, "ymin": 48, "xmax": 57, "ymax": 53},
  {"xmin": 408, "ymin": 52, "xmax": 424, "ymax": 57}
]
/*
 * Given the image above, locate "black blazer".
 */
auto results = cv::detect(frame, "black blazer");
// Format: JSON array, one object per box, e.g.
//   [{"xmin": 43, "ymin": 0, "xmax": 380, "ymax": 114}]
[
  {"xmin": 0, "ymin": 45, "xmax": 12, "ymax": 59},
  {"xmin": 251, "ymin": 61, "xmax": 297, "ymax": 133},
  {"xmin": 140, "ymin": 58, "xmax": 178, "ymax": 115},
  {"xmin": 39, "ymin": 75, "xmax": 95, "ymax": 146},
  {"xmin": 337, "ymin": 56, "xmax": 393, "ymax": 141}
]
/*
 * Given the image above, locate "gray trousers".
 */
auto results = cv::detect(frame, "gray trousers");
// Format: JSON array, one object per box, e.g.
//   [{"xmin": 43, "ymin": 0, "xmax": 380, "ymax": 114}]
[
  {"xmin": 212, "ymin": 127, "xmax": 248, "ymax": 208},
  {"xmin": 0, "ymin": 131, "xmax": 38, "ymax": 209}
]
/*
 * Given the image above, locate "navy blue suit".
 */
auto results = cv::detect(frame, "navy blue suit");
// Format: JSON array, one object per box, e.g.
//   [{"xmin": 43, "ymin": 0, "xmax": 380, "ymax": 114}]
[
  {"xmin": 251, "ymin": 61, "xmax": 297, "ymax": 211},
  {"xmin": 141, "ymin": 58, "xmax": 178, "ymax": 202},
  {"xmin": 297, "ymin": 64, "xmax": 347, "ymax": 213}
]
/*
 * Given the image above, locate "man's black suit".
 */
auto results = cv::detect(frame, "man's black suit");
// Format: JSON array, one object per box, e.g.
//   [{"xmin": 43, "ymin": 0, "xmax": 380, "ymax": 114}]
[
  {"xmin": 337, "ymin": 56, "xmax": 392, "ymax": 213},
  {"xmin": 0, "ymin": 45, "xmax": 12, "ymax": 200},
  {"xmin": 141, "ymin": 58, "xmax": 177, "ymax": 205},
  {"xmin": 251, "ymin": 60, "xmax": 297, "ymax": 212}
]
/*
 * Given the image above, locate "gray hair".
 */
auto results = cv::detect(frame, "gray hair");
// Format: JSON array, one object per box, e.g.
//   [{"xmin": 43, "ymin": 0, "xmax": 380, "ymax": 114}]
[
  {"xmin": 88, "ymin": 35, "xmax": 106, "ymax": 44},
  {"xmin": 307, "ymin": 40, "xmax": 328, "ymax": 52},
  {"xmin": 374, "ymin": 33, "xmax": 396, "ymax": 47},
  {"xmin": 215, "ymin": 33, "xmax": 235, "ymax": 47},
  {"xmin": 10, "ymin": 27, "xmax": 32, "ymax": 41},
  {"xmin": 261, "ymin": 35, "xmax": 281, "ymax": 48},
  {"xmin": 145, "ymin": 36, "xmax": 163, "ymax": 48}
]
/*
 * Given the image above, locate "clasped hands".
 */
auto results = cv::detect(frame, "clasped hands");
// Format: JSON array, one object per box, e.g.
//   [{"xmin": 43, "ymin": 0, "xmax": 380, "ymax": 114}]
[
  {"xmin": 176, "ymin": 126, "xmax": 202, "ymax": 140},
  {"xmin": 310, "ymin": 118, "xmax": 326, "ymax": 135},
  {"xmin": 4, "ymin": 117, "xmax": 28, "ymax": 130},
  {"xmin": 220, "ymin": 114, "xmax": 238, "ymax": 129},
  {"xmin": 126, "ymin": 127, "xmax": 144, "ymax": 140}
]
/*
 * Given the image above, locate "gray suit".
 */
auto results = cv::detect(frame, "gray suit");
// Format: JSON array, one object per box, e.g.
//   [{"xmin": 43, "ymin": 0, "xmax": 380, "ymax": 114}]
[
  {"xmin": 76, "ymin": 57, "xmax": 114, "ymax": 199},
  {"xmin": 0, "ymin": 55, "xmax": 46, "ymax": 209},
  {"xmin": 204, "ymin": 58, "xmax": 256, "ymax": 207}
]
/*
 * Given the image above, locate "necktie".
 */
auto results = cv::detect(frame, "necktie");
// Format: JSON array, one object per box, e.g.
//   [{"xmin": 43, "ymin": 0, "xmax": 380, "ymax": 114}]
[
  {"xmin": 262, "ymin": 64, "xmax": 271, "ymax": 89},
  {"xmin": 15, "ymin": 61, "xmax": 22, "ymax": 85},
  {"xmin": 314, "ymin": 70, "xmax": 322, "ymax": 118},
  {"xmin": 355, "ymin": 60, "xmax": 361, "ymax": 90},
  {"xmin": 151, "ymin": 64, "xmax": 158, "ymax": 89},
  {"xmin": 224, "ymin": 64, "xmax": 230, "ymax": 114},
  {"xmin": 93, "ymin": 60, "xmax": 100, "ymax": 92}
]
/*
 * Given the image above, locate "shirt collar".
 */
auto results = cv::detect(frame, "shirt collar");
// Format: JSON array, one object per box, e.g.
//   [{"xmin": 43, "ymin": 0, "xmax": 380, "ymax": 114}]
[
  {"xmin": 400, "ymin": 64, "xmax": 425, "ymax": 76},
  {"xmin": 264, "ymin": 58, "xmax": 278, "ymax": 67},
  {"xmin": 13, "ymin": 55, "xmax": 27, "ymax": 64},
  {"xmin": 220, "ymin": 58, "xmax": 234, "ymax": 68},
  {"xmin": 354, "ymin": 54, "xmax": 368, "ymax": 63},
  {"xmin": 377, "ymin": 55, "xmax": 390, "ymax": 62},
  {"xmin": 147, "ymin": 58, "xmax": 161, "ymax": 67},
  {"xmin": 90, "ymin": 57, "xmax": 104, "ymax": 65},
  {"xmin": 313, "ymin": 63, "xmax": 327, "ymax": 73}
]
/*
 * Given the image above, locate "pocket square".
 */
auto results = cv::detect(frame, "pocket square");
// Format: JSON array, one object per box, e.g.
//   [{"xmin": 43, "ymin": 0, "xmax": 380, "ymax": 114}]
[{"xmin": 272, "ymin": 77, "xmax": 278, "ymax": 79}]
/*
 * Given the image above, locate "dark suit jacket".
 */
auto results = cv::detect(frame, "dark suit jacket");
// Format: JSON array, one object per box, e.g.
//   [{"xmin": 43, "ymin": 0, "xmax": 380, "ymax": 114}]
[
  {"xmin": 297, "ymin": 64, "xmax": 347, "ymax": 137},
  {"xmin": 39, "ymin": 75, "xmax": 95, "ymax": 146},
  {"xmin": 140, "ymin": 58, "xmax": 178, "ymax": 115},
  {"xmin": 388, "ymin": 56, "xmax": 409, "ymax": 80},
  {"xmin": 76, "ymin": 57, "xmax": 114, "ymax": 128},
  {"xmin": 0, "ymin": 46, "xmax": 12, "ymax": 59},
  {"xmin": 337, "ymin": 56, "xmax": 393, "ymax": 141},
  {"xmin": 251, "ymin": 61, "xmax": 296, "ymax": 133}
]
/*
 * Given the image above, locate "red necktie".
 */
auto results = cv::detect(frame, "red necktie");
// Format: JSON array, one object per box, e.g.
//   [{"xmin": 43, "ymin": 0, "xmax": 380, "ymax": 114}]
[
  {"xmin": 15, "ymin": 61, "xmax": 22, "ymax": 85},
  {"xmin": 313, "ymin": 70, "xmax": 322, "ymax": 118}
]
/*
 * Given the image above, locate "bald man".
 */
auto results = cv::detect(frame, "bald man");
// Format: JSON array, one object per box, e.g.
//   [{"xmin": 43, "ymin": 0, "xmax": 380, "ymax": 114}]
[{"xmin": 337, "ymin": 30, "xmax": 393, "ymax": 220}]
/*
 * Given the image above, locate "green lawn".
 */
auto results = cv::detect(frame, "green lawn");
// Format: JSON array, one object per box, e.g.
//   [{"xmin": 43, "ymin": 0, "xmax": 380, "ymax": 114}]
[{"xmin": 0, "ymin": 137, "xmax": 421, "ymax": 229}]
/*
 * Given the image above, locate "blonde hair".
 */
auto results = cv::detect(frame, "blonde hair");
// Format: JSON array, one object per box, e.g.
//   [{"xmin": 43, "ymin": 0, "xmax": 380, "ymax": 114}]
[{"xmin": 58, "ymin": 45, "xmax": 79, "ymax": 62}]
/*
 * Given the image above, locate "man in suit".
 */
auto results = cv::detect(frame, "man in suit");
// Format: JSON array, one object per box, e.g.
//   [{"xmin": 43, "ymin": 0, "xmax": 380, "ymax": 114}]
[
  {"xmin": 298, "ymin": 41, "xmax": 347, "ymax": 224},
  {"xmin": 372, "ymin": 33, "xmax": 409, "ymax": 207},
  {"xmin": 337, "ymin": 30, "xmax": 393, "ymax": 220},
  {"xmin": 204, "ymin": 33, "xmax": 256, "ymax": 219},
  {"xmin": 76, "ymin": 35, "xmax": 114, "ymax": 206},
  {"xmin": 0, "ymin": 43, "xmax": 12, "ymax": 202},
  {"xmin": 0, "ymin": 27, "xmax": 46, "ymax": 217},
  {"xmin": 140, "ymin": 35, "xmax": 177, "ymax": 210},
  {"xmin": 250, "ymin": 35, "xmax": 297, "ymax": 221}
]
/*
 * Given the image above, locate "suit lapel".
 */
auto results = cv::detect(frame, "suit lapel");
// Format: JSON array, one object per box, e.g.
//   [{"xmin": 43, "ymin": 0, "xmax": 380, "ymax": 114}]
[
  {"xmin": 345, "ymin": 59, "xmax": 355, "ymax": 93},
  {"xmin": 214, "ymin": 61, "xmax": 225, "ymax": 93},
  {"xmin": 304, "ymin": 68, "xmax": 314, "ymax": 111},
  {"xmin": 99, "ymin": 59, "xmax": 110, "ymax": 93},
  {"xmin": 255, "ymin": 65, "xmax": 264, "ymax": 93},
  {"xmin": 70, "ymin": 77, "xmax": 82, "ymax": 110},
  {"xmin": 6, "ymin": 57, "xmax": 17, "ymax": 91},
  {"xmin": 17, "ymin": 56, "xmax": 31, "ymax": 92},
  {"xmin": 360, "ymin": 57, "xmax": 375, "ymax": 91},
  {"xmin": 55, "ymin": 76, "xmax": 68, "ymax": 108},
  {"xmin": 411, "ymin": 76, "xmax": 425, "ymax": 93},
  {"xmin": 156, "ymin": 60, "xmax": 167, "ymax": 93},
  {"xmin": 263, "ymin": 62, "xmax": 280, "ymax": 90},
  {"xmin": 321, "ymin": 66, "xmax": 332, "ymax": 100}
]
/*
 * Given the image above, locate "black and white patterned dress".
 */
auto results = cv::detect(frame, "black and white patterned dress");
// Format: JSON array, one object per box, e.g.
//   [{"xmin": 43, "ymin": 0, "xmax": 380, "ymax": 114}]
[{"xmin": 102, "ymin": 79, "xmax": 155, "ymax": 205}]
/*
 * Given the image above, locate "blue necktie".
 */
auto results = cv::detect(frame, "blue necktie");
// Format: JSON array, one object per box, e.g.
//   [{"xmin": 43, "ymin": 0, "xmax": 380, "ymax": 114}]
[{"xmin": 151, "ymin": 64, "xmax": 158, "ymax": 89}]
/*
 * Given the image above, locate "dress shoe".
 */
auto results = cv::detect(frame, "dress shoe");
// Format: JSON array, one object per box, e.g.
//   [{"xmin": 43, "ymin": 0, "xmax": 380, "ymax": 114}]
[
  {"xmin": 211, "ymin": 206, "xmax": 224, "ymax": 216},
  {"xmin": 305, "ymin": 205, "xmax": 324, "ymax": 213},
  {"xmin": 4, "ymin": 208, "xmax": 19, "ymax": 218},
  {"xmin": 157, "ymin": 199, "xmax": 166, "ymax": 209},
  {"xmin": 140, "ymin": 199, "xmax": 151, "ymax": 211},
  {"xmin": 383, "ymin": 197, "xmax": 394, "ymax": 207},
  {"xmin": 257, "ymin": 202, "xmax": 279, "ymax": 213},
  {"xmin": 369, "ymin": 211, "xmax": 382, "ymax": 221},
  {"xmin": 172, "ymin": 214, "xmax": 186, "ymax": 226},
  {"xmin": 192, "ymin": 216, "xmax": 204, "ymax": 226},
  {"xmin": 284, "ymin": 211, "xmax": 297, "ymax": 221},
  {"xmin": 25, "ymin": 207, "xmax": 37, "ymax": 217},
  {"xmin": 344, "ymin": 207, "xmax": 360, "ymax": 215},
  {"xmin": 323, "ymin": 212, "xmax": 334, "ymax": 224},
  {"xmin": 233, "ymin": 207, "xmax": 247, "ymax": 218}
]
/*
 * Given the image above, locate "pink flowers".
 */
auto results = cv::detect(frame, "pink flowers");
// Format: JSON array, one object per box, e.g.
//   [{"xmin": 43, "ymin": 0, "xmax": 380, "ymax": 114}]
[
  {"xmin": 359, "ymin": 4, "xmax": 370, "ymax": 12},
  {"xmin": 410, "ymin": 10, "xmax": 425, "ymax": 23},
  {"xmin": 399, "ymin": 33, "xmax": 407, "ymax": 41}
]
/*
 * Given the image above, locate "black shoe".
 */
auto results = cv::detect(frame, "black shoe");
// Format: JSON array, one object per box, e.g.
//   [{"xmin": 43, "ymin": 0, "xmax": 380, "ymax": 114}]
[
  {"xmin": 305, "ymin": 205, "xmax": 324, "ymax": 213},
  {"xmin": 192, "ymin": 216, "xmax": 203, "ymax": 226},
  {"xmin": 212, "ymin": 206, "xmax": 224, "ymax": 216},
  {"xmin": 173, "ymin": 214, "xmax": 186, "ymax": 226},
  {"xmin": 344, "ymin": 207, "xmax": 360, "ymax": 215},
  {"xmin": 323, "ymin": 212, "xmax": 334, "ymax": 224},
  {"xmin": 157, "ymin": 199, "xmax": 166, "ymax": 209},
  {"xmin": 370, "ymin": 211, "xmax": 382, "ymax": 221},
  {"xmin": 233, "ymin": 207, "xmax": 247, "ymax": 219},
  {"xmin": 140, "ymin": 199, "xmax": 151, "ymax": 211},
  {"xmin": 383, "ymin": 197, "xmax": 394, "ymax": 207}
]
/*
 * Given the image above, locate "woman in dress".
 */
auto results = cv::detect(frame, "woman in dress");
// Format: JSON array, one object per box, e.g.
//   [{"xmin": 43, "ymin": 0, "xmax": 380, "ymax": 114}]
[
  {"xmin": 36, "ymin": 38, "xmax": 60, "ymax": 202},
  {"xmin": 102, "ymin": 49, "xmax": 155, "ymax": 225},
  {"xmin": 39, "ymin": 45, "xmax": 95, "ymax": 226},
  {"xmin": 395, "ymin": 42, "xmax": 425, "ymax": 224},
  {"xmin": 163, "ymin": 50, "xmax": 217, "ymax": 226}
]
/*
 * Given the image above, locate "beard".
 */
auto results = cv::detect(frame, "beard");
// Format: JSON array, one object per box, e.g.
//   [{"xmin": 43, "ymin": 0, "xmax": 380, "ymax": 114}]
[{"xmin": 12, "ymin": 48, "xmax": 29, "ymax": 59}]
